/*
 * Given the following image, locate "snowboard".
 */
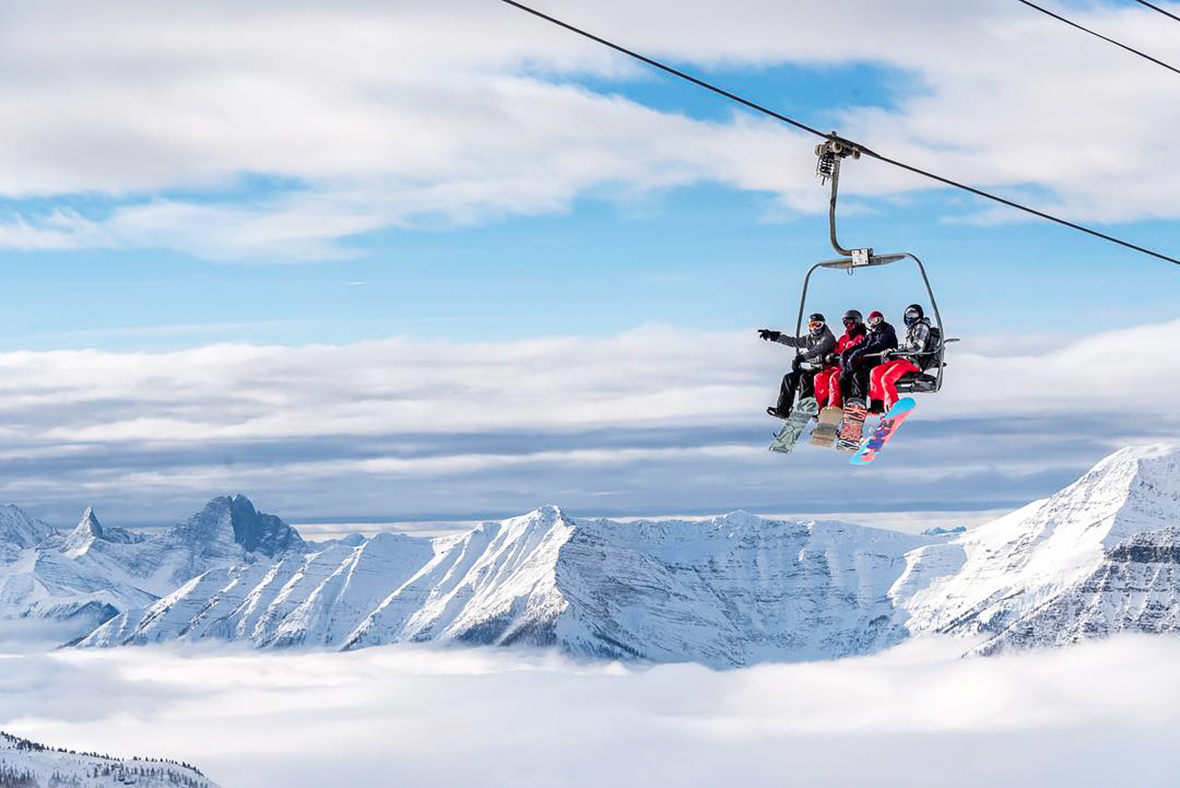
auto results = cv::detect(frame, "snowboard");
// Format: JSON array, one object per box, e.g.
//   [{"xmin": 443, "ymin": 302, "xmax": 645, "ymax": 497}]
[
  {"xmin": 769, "ymin": 397, "xmax": 819, "ymax": 455},
  {"xmin": 836, "ymin": 399, "xmax": 869, "ymax": 453},
  {"xmin": 850, "ymin": 397, "xmax": 916, "ymax": 466},
  {"xmin": 809, "ymin": 406, "xmax": 843, "ymax": 447}
]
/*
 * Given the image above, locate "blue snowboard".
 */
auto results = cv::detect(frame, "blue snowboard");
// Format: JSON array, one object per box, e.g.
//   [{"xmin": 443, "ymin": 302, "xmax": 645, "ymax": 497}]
[{"xmin": 850, "ymin": 398, "xmax": 916, "ymax": 466}]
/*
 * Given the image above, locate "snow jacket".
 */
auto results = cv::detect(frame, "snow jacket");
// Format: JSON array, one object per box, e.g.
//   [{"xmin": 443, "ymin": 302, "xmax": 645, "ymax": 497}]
[
  {"xmin": 774, "ymin": 325, "xmax": 836, "ymax": 363},
  {"xmin": 845, "ymin": 321, "xmax": 898, "ymax": 369},
  {"xmin": 899, "ymin": 318, "xmax": 936, "ymax": 369},
  {"xmin": 823, "ymin": 325, "xmax": 866, "ymax": 368}
]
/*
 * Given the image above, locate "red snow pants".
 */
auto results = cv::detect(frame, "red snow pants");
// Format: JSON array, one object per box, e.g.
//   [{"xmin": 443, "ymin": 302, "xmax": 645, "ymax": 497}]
[
  {"xmin": 870, "ymin": 359, "xmax": 920, "ymax": 411},
  {"xmin": 814, "ymin": 367, "xmax": 843, "ymax": 409}
]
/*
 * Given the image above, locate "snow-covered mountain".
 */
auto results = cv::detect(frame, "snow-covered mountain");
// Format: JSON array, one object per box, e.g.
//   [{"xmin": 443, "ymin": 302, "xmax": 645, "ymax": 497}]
[
  {"xmin": 0, "ymin": 730, "xmax": 218, "ymax": 788},
  {"xmin": 16, "ymin": 444, "xmax": 1180, "ymax": 665},
  {"xmin": 0, "ymin": 506, "xmax": 56, "ymax": 560},
  {"xmin": 82, "ymin": 507, "xmax": 937, "ymax": 666},
  {"xmin": 894, "ymin": 444, "xmax": 1180, "ymax": 653},
  {"xmin": 0, "ymin": 495, "xmax": 306, "ymax": 638}
]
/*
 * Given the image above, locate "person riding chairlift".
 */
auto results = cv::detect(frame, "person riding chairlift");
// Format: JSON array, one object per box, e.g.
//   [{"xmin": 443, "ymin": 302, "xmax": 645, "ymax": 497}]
[
  {"xmin": 815, "ymin": 309, "xmax": 867, "ymax": 411},
  {"xmin": 841, "ymin": 309, "xmax": 898, "ymax": 408},
  {"xmin": 869, "ymin": 303, "xmax": 933, "ymax": 413},
  {"xmin": 759, "ymin": 313, "xmax": 837, "ymax": 419}
]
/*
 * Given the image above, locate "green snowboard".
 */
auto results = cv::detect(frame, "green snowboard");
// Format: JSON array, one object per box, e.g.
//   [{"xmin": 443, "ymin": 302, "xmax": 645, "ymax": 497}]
[{"xmin": 769, "ymin": 397, "xmax": 819, "ymax": 455}]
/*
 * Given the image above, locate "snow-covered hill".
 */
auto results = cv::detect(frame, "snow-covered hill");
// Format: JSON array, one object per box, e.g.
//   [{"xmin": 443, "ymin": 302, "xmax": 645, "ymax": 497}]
[
  {"xmin": 0, "ymin": 496, "xmax": 306, "ymax": 639},
  {"xmin": 0, "ymin": 730, "xmax": 217, "ymax": 788}
]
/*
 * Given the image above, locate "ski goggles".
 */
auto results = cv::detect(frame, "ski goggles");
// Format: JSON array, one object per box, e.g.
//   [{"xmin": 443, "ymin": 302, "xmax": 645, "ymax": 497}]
[
  {"xmin": 808, "ymin": 319, "xmax": 824, "ymax": 329},
  {"xmin": 868, "ymin": 315, "xmax": 883, "ymax": 327}
]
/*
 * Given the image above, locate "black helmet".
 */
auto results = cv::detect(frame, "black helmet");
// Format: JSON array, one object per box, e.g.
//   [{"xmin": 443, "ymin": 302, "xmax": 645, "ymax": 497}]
[
  {"xmin": 808, "ymin": 312, "xmax": 826, "ymax": 324},
  {"xmin": 903, "ymin": 304, "xmax": 925, "ymax": 327},
  {"xmin": 842, "ymin": 309, "xmax": 863, "ymax": 325}
]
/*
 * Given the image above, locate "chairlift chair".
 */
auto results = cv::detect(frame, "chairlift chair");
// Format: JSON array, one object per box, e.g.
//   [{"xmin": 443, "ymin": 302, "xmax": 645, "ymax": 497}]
[{"xmin": 794, "ymin": 138, "xmax": 955, "ymax": 395}]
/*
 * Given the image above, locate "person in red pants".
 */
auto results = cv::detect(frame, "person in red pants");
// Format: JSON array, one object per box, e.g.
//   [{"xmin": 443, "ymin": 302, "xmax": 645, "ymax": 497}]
[
  {"xmin": 815, "ymin": 309, "xmax": 866, "ymax": 410},
  {"xmin": 870, "ymin": 303, "xmax": 934, "ymax": 412}
]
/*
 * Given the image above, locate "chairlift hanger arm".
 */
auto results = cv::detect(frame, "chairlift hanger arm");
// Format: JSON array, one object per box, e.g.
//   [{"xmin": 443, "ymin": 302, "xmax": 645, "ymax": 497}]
[{"xmin": 816, "ymin": 138, "xmax": 869, "ymax": 262}]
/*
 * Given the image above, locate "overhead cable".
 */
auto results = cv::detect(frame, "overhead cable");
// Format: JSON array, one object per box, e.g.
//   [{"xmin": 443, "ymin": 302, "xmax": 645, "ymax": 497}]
[
  {"xmin": 498, "ymin": 0, "xmax": 1180, "ymax": 266},
  {"xmin": 1134, "ymin": 0, "xmax": 1180, "ymax": 24},
  {"xmin": 1016, "ymin": 0, "xmax": 1180, "ymax": 76}
]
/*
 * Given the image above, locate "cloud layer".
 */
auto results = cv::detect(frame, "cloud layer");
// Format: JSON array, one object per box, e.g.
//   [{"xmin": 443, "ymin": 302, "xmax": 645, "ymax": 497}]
[
  {"xmin": 2, "ymin": 0, "xmax": 1179, "ymax": 259},
  {"xmin": 3, "ymin": 635, "xmax": 1180, "ymax": 788},
  {"xmin": 0, "ymin": 319, "xmax": 1175, "ymax": 524}
]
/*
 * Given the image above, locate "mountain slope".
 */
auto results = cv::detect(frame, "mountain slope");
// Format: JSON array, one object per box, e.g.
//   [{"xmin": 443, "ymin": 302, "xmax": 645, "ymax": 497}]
[
  {"xmin": 0, "ymin": 730, "xmax": 218, "ymax": 788},
  {"xmin": 896, "ymin": 444, "xmax": 1180, "ymax": 647},
  {"xmin": 0, "ymin": 506, "xmax": 56, "ymax": 560}
]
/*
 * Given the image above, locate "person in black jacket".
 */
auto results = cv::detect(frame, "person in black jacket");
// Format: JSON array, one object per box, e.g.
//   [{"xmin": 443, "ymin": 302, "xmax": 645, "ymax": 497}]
[
  {"xmin": 758, "ymin": 313, "xmax": 836, "ymax": 419},
  {"xmin": 840, "ymin": 309, "xmax": 897, "ymax": 405}
]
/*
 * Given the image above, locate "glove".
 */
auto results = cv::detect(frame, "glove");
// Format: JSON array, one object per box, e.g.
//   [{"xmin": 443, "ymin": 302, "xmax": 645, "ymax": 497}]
[
  {"xmin": 758, "ymin": 329, "xmax": 782, "ymax": 342},
  {"xmin": 880, "ymin": 349, "xmax": 892, "ymax": 362},
  {"xmin": 791, "ymin": 355, "xmax": 803, "ymax": 372},
  {"xmin": 823, "ymin": 352, "xmax": 837, "ymax": 366}
]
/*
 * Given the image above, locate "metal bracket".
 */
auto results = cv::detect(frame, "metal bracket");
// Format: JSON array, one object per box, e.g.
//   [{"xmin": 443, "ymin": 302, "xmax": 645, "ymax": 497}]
[
  {"xmin": 850, "ymin": 248, "xmax": 873, "ymax": 267},
  {"xmin": 816, "ymin": 135, "xmax": 866, "ymax": 258}
]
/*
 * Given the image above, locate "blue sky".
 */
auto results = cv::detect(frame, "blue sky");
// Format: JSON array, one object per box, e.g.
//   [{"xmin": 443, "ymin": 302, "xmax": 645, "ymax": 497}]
[{"xmin": 0, "ymin": 0, "xmax": 1176, "ymax": 525}]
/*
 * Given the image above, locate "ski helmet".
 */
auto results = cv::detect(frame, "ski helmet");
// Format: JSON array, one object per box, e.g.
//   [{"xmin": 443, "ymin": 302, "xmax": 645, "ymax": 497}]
[
  {"xmin": 842, "ymin": 309, "xmax": 863, "ymax": 326},
  {"xmin": 867, "ymin": 310, "xmax": 884, "ymax": 326},
  {"xmin": 807, "ymin": 313, "xmax": 826, "ymax": 335},
  {"xmin": 808, "ymin": 312, "xmax": 826, "ymax": 324},
  {"xmin": 903, "ymin": 304, "xmax": 924, "ymax": 327}
]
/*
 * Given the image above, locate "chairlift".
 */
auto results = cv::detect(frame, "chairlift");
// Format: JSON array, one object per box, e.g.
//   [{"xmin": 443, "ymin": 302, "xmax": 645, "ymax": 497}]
[{"xmin": 795, "ymin": 137, "xmax": 957, "ymax": 395}]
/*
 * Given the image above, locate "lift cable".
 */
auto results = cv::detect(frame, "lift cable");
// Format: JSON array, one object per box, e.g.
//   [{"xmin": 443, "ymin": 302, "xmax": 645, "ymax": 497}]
[
  {"xmin": 499, "ymin": 0, "xmax": 1180, "ymax": 266},
  {"xmin": 1134, "ymin": 0, "xmax": 1180, "ymax": 25},
  {"xmin": 1015, "ymin": 0, "xmax": 1180, "ymax": 76}
]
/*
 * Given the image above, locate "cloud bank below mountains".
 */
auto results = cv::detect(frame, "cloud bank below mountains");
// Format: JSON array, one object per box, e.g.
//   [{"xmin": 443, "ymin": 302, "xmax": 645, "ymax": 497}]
[
  {"xmin": 0, "ymin": 319, "xmax": 1175, "ymax": 525},
  {"xmin": 2, "ymin": 636, "xmax": 1179, "ymax": 788},
  {"xmin": 2, "ymin": 0, "xmax": 1180, "ymax": 260}
]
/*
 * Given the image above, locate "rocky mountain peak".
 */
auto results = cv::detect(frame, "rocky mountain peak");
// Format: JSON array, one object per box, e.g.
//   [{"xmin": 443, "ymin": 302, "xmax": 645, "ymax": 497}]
[
  {"xmin": 173, "ymin": 495, "xmax": 306, "ymax": 558},
  {"xmin": 77, "ymin": 507, "xmax": 103, "ymax": 538},
  {"xmin": 1041, "ymin": 443, "xmax": 1180, "ymax": 547},
  {"xmin": 61, "ymin": 507, "xmax": 105, "ymax": 555}
]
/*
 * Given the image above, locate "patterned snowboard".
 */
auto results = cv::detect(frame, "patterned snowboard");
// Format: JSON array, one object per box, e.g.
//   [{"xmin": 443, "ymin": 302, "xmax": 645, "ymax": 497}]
[
  {"xmin": 809, "ymin": 406, "xmax": 843, "ymax": 447},
  {"xmin": 836, "ymin": 399, "xmax": 869, "ymax": 453},
  {"xmin": 850, "ymin": 397, "xmax": 916, "ymax": 466},
  {"xmin": 769, "ymin": 397, "xmax": 819, "ymax": 455}
]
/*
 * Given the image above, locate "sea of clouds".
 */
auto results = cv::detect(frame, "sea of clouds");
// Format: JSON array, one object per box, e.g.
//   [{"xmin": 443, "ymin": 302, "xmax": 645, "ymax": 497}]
[{"xmin": 3, "ymin": 633, "xmax": 1179, "ymax": 788}]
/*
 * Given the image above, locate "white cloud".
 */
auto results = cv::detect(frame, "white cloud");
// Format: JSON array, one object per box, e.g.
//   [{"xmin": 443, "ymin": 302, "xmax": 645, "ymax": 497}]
[
  {"xmin": 0, "ymin": 319, "xmax": 1174, "ymax": 445},
  {"xmin": 0, "ymin": 318, "xmax": 1173, "ymax": 523},
  {"xmin": 2, "ymin": 636, "xmax": 1180, "ymax": 788},
  {"xmin": 0, "ymin": 0, "xmax": 1178, "ymax": 259}
]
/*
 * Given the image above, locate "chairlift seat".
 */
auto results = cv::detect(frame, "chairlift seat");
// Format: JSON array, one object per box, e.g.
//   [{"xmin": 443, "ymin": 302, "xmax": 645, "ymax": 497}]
[{"xmin": 895, "ymin": 371, "xmax": 939, "ymax": 394}]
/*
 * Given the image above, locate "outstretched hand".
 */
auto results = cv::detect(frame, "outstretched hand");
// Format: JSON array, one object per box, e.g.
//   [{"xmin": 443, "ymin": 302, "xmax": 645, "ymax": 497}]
[{"xmin": 758, "ymin": 329, "xmax": 782, "ymax": 342}]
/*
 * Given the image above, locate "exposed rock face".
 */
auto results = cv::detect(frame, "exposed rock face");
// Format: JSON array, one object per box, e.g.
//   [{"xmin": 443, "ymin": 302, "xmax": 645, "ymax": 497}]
[{"xmin": 974, "ymin": 526, "xmax": 1180, "ymax": 655}]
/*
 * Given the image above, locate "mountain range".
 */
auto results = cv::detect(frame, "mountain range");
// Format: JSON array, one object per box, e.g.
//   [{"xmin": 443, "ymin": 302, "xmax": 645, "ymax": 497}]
[
  {"xmin": 2, "ymin": 445, "xmax": 1178, "ymax": 666},
  {"xmin": 0, "ymin": 495, "xmax": 304, "ymax": 639}
]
